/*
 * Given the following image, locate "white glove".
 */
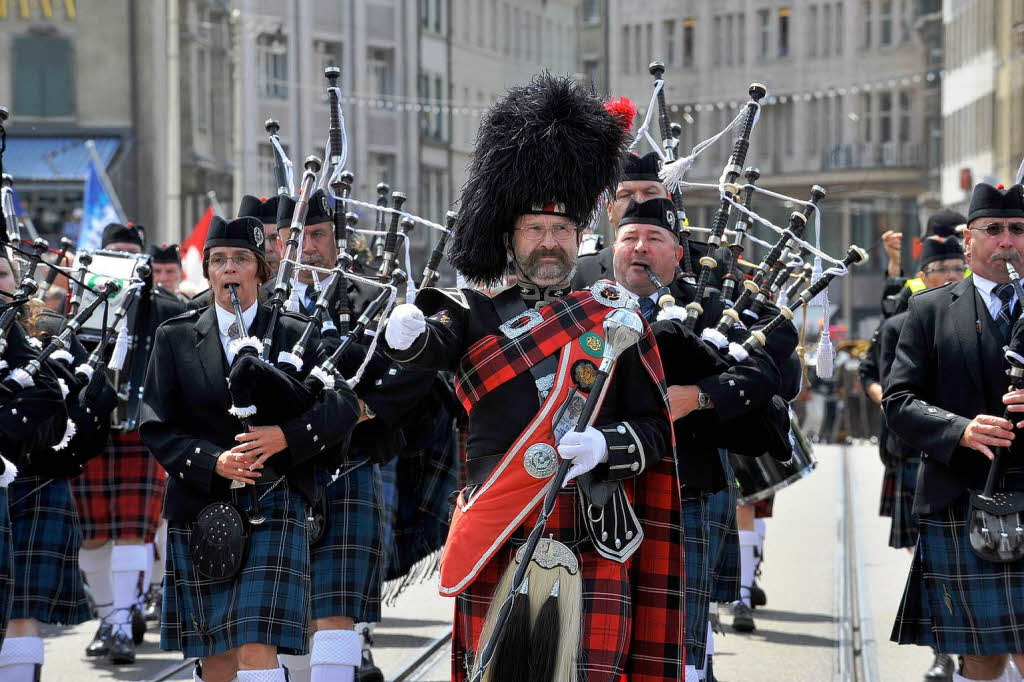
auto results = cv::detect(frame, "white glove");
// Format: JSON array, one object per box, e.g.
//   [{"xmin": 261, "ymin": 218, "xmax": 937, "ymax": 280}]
[
  {"xmin": 384, "ymin": 303, "xmax": 426, "ymax": 351},
  {"xmin": 558, "ymin": 426, "xmax": 608, "ymax": 486}
]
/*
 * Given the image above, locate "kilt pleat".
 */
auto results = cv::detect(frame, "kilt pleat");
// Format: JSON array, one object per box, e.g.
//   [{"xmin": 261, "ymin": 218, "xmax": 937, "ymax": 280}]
[
  {"xmin": 71, "ymin": 430, "xmax": 166, "ymax": 542},
  {"xmin": 708, "ymin": 477, "xmax": 740, "ymax": 605},
  {"xmin": 451, "ymin": 490, "xmax": 632, "ymax": 681},
  {"xmin": 9, "ymin": 476, "xmax": 90, "ymax": 624},
  {"xmin": 0, "ymin": 487, "xmax": 13, "ymax": 644},
  {"xmin": 879, "ymin": 465, "xmax": 897, "ymax": 518},
  {"xmin": 310, "ymin": 463, "xmax": 384, "ymax": 622},
  {"xmin": 161, "ymin": 479, "xmax": 311, "ymax": 659},
  {"xmin": 891, "ymin": 486, "xmax": 1024, "ymax": 654},
  {"xmin": 888, "ymin": 459, "xmax": 920, "ymax": 550},
  {"xmin": 681, "ymin": 491, "xmax": 712, "ymax": 668}
]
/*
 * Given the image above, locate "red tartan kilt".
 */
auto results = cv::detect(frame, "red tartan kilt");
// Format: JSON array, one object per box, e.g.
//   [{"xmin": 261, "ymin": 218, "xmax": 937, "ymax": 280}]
[
  {"xmin": 451, "ymin": 490, "xmax": 633, "ymax": 681},
  {"xmin": 71, "ymin": 430, "xmax": 166, "ymax": 543}
]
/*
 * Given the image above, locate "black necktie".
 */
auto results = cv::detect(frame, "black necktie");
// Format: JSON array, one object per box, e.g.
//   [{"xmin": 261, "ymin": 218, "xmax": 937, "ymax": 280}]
[
  {"xmin": 639, "ymin": 296, "xmax": 657, "ymax": 322},
  {"xmin": 995, "ymin": 283, "xmax": 1020, "ymax": 340}
]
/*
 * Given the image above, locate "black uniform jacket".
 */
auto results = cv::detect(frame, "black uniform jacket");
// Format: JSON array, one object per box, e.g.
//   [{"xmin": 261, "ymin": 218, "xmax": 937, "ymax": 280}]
[
  {"xmin": 381, "ymin": 287, "xmax": 671, "ymax": 486},
  {"xmin": 0, "ymin": 322, "xmax": 67, "ymax": 470},
  {"xmin": 883, "ymin": 277, "xmax": 1012, "ymax": 514},
  {"xmin": 139, "ymin": 303, "xmax": 360, "ymax": 522},
  {"xmin": 571, "ymin": 242, "xmax": 724, "ymax": 292},
  {"xmin": 877, "ymin": 311, "xmax": 918, "ymax": 462}
]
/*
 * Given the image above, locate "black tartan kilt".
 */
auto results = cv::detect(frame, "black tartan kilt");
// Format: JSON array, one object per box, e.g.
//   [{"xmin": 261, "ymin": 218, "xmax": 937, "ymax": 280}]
[
  {"xmin": 9, "ymin": 476, "xmax": 91, "ymax": 624},
  {"xmin": 892, "ymin": 480, "xmax": 1024, "ymax": 655},
  {"xmin": 682, "ymin": 491, "xmax": 712, "ymax": 669},
  {"xmin": 888, "ymin": 459, "xmax": 920, "ymax": 550},
  {"xmin": 161, "ymin": 478, "xmax": 311, "ymax": 659},
  {"xmin": 309, "ymin": 462, "xmax": 385, "ymax": 622}
]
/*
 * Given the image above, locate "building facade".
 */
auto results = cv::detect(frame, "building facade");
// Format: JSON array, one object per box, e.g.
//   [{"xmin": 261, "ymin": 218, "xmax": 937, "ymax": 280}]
[{"xmin": 608, "ymin": 0, "xmax": 939, "ymax": 333}]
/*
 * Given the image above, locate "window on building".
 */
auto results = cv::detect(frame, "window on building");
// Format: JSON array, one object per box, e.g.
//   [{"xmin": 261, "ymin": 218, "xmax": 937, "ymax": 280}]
[
  {"xmin": 420, "ymin": 0, "xmax": 430, "ymax": 29},
  {"xmin": 622, "ymin": 26, "xmax": 631, "ymax": 71},
  {"xmin": 417, "ymin": 73, "xmax": 431, "ymax": 136},
  {"xmin": 809, "ymin": 5, "xmax": 818, "ymax": 57},
  {"xmin": 835, "ymin": 3, "xmax": 844, "ymax": 55},
  {"xmin": 779, "ymin": 8, "xmax": 790, "ymax": 57},
  {"xmin": 257, "ymin": 32, "xmax": 288, "ymax": 100},
  {"xmin": 900, "ymin": 0, "xmax": 912, "ymax": 43},
  {"xmin": 809, "ymin": 100, "xmax": 819, "ymax": 153},
  {"xmin": 645, "ymin": 23, "xmax": 653, "ymax": 68},
  {"xmin": 634, "ymin": 25, "xmax": 642, "ymax": 72},
  {"xmin": 879, "ymin": 91, "xmax": 892, "ymax": 143},
  {"xmin": 477, "ymin": 1, "xmax": 485, "ymax": 46},
  {"xmin": 513, "ymin": 8, "xmax": 521, "ymax": 59},
  {"xmin": 738, "ymin": 14, "xmax": 746, "ymax": 64},
  {"xmin": 367, "ymin": 47, "xmax": 394, "ymax": 96},
  {"xmin": 664, "ymin": 20, "xmax": 676, "ymax": 66},
  {"xmin": 726, "ymin": 14, "xmax": 734, "ymax": 66},
  {"xmin": 880, "ymin": 0, "xmax": 893, "ymax": 46},
  {"xmin": 584, "ymin": 0, "xmax": 601, "ymax": 23},
  {"xmin": 584, "ymin": 59, "xmax": 600, "ymax": 88},
  {"xmin": 758, "ymin": 10, "xmax": 771, "ymax": 58},
  {"xmin": 434, "ymin": 76, "xmax": 444, "ymax": 139},
  {"xmin": 314, "ymin": 40, "xmax": 343, "ymax": 101},
  {"xmin": 863, "ymin": 0, "xmax": 872, "ymax": 48},
  {"xmin": 683, "ymin": 18, "xmax": 695, "ymax": 66},
  {"xmin": 196, "ymin": 46, "xmax": 209, "ymax": 132},
  {"xmin": 713, "ymin": 16, "xmax": 722, "ymax": 64},
  {"xmin": 862, "ymin": 93, "xmax": 872, "ymax": 142},
  {"xmin": 434, "ymin": 0, "xmax": 443, "ymax": 33},
  {"xmin": 368, "ymin": 153, "xmax": 396, "ymax": 189},
  {"xmin": 899, "ymin": 90, "xmax": 911, "ymax": 142}
]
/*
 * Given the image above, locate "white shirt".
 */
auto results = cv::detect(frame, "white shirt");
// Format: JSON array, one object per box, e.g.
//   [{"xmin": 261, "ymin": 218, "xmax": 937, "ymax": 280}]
[
  {"xmin": 215, "ymin": 301, "xmax": 258, "ymax": 365},
  {"xmin": 972, "ymin": 272, "xmax": 1017, "ymax": 322}
]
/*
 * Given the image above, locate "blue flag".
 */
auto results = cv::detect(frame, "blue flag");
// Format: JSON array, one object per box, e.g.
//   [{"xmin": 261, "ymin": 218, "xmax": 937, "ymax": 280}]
[{"xmin": 78, "ymin": 160, "xmax": 121, "ymax": 251}]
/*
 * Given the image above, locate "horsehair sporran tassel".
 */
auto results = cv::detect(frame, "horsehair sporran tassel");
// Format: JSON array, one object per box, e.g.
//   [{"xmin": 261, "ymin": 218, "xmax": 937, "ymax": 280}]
[
  {"xmin": 529, "ymin": 577, "xmax": 561, "ymax": 681},
  {"xmin": 478, "ymin": 572, "xmax": 531, "ymax": 682}
]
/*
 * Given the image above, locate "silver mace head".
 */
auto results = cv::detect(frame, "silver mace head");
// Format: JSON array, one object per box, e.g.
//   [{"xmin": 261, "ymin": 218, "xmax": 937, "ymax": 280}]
[{"xmin": 599, "ymin": 308, "xmax": 644, "ymax": 370}]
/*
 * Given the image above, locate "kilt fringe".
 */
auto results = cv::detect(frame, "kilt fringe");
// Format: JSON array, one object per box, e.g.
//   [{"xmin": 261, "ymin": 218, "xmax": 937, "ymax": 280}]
[{"xmin": 382, "ymin": 549, "xmax": 440, "ymax": 607}]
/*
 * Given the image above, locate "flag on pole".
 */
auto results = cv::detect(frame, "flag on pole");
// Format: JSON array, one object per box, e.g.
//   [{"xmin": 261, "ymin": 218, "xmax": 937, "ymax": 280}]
[
  {"xmin": 180, "ymin": 206, "xmax": 212, "ymax": 294},
  {"xmin": 77, "ymin": 140, "xmax": 126, "ymax": 251}
]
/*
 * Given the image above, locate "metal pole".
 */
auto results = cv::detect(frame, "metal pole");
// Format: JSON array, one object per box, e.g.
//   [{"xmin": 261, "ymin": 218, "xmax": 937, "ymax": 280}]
[{"xmin": 166, "ymin": 0, "xmax": 181, "ymax": 243}]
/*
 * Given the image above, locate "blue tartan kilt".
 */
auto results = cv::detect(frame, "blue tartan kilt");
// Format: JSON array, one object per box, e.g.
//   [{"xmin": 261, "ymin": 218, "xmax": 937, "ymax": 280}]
[
  {"xmin": 310, "ymin": 462, "xmax": 384, "ymax": 622},
  {"xmin": 708, "ymin": 472, "xmax": 740, "ymax": 604},
  {"xmin": 682, "ymin": 490, "xmax": 711, "ymax": 668},
  {"xmin": 0, "ymin": 486, "xmax": 13, "ymax": 644},
  {"xmin": 161, "ymin": 478, "xmax": 311, "ymax": 659},
  {"xmin": 888, "ymin": 458, "xmax": 920, "ymax": 550},
  {"xmin": 9, "ymin": 476, "xmax": 90, "ymax": 624},
  {"xmin": 892, "ymin": 483, "xmax": 1024, "ymax": 654}
]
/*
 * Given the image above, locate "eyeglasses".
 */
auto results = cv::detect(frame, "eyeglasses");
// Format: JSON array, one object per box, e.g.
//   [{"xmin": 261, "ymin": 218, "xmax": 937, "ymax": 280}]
[
  {"xmin": 969, "ymin": 222, "xmax": 1024, "ymax": 237},
  {"xmin": 515, "ymin": 225, "xmax": 578, "ymax": 242},
  {"xmin": 923, "ymin": 264, "xmax": 968, "ymax": 275},
  {"xmin": 208, "ymin": 254, "xmax": 257, "ymax": 269}
]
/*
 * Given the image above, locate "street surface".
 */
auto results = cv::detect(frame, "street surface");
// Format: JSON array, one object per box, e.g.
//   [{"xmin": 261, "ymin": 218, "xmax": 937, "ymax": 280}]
[{"xmin": 41, "ymin": 442, "xmax": 936, "ymax": 681}]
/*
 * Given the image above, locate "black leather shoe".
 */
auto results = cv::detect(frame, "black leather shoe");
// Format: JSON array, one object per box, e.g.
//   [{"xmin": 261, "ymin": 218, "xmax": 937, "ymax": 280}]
[
  {"xmin": 750, "ymin": 581, "xmax": 767, "ymax": 608},
  {"xmin": 358, "ymin": 645, "xmax": 384, "ymax": 682},
  {"xmin": 923, "ymin": 653, "xmax": 954, "ymax": 682},
  {"xmin": 85, "ymin": 622, "xmax": 112, "ymax": 657},
  {"xmin": 131, "ymin": 605, "xmax": 146, "ymax": 644},
  {"xmin": 144, "ymin": 586, "xmax": 162, "ymax": 622},
  {"xmin": 732, "ymin": 602, "xmax": 756, "ymax": 633},
  {"xmin": 108, "ymin": 629, "xmax": 136, "ymax": 665}
]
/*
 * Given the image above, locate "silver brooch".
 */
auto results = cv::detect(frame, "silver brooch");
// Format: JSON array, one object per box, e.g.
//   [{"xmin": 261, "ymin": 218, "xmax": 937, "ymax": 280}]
[
  {"xmin": 590, "ymin": 281, "xmax": 638, "ymax": 311},
  {"xmin": 499, "ymin": 308, "xmax": 544, "ymax": 339},
  {"xmin": 516, "ymin": 537, "xmax": 579, "ymax": 574},
  {"xmin": 523, "ymin": 443, "xmax": 558, "ymax": 479}
]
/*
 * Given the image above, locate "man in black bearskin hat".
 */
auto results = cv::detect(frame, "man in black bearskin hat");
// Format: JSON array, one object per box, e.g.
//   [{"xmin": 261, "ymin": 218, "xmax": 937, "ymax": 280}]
[
  {"xmin": 886, "ymin": 182, "xmax": 1024, "ymax": 681},
  {"xmin": 382, "ymin": 73, "xmax": 680, "ymax": 681}
]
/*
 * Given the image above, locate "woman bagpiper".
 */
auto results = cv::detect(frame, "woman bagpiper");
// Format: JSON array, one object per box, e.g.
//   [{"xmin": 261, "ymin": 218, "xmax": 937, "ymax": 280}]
[{"xmin": 140, "ymin": 216, "xmax": 360, "ymax": 682}]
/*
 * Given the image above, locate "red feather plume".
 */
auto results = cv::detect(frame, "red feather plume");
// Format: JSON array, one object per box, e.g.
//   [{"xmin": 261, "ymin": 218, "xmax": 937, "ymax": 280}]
[{"xmin": 604, "ymin": 96, "xmax": 637, "ymax": 135}]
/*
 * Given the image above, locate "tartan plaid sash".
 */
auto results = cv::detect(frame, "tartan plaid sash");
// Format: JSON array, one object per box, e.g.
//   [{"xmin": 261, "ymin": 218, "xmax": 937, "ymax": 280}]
[{"xmin": 454, "ymin": 287, "xmax": 612, "ymax": 413}]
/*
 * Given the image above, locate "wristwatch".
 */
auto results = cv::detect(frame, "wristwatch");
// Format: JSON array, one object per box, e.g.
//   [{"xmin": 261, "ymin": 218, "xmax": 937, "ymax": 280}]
[{"xmin": 697, "ymin": 390, "xmax": 711, "ymax": 410}]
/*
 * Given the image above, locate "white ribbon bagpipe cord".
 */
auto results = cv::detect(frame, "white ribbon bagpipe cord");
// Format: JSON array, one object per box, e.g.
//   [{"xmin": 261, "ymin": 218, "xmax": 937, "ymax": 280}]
[{"xmin": 627, "ymin": 79, "xmax": 667, "ymax": 160}]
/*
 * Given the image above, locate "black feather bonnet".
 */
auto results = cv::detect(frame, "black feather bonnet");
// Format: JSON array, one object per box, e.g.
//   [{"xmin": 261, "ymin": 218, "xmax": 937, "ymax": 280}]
[{"xmin": 448, "ymin": 73, "xmax": 628, "ymax": 285}]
